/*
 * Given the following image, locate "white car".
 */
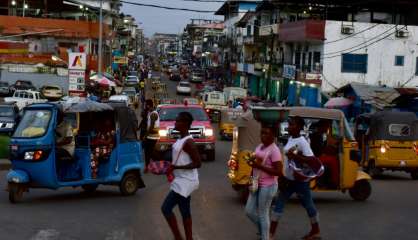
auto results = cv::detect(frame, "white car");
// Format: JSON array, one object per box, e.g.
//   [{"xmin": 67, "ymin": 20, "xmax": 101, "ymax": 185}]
[
  {"xmin": 125, "ymin": 75, "xmax": 139, "ymax": 86},
  {"xmin": 4, "ymin": 90, "xmax": 47, "ymax": 110},
  {"xmin": 109, "ymin": 95, "xmax": 130, "ymax": 106},
  {"xmin": 176, "ymin": 81, "xmax": 192, "ymax": 95}
]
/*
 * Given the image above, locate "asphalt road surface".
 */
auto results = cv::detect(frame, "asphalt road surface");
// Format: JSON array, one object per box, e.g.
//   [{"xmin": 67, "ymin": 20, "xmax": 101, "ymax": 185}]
[{"xmin": 0, "ymin": 73, "xmax": 417, "ymax": 239}]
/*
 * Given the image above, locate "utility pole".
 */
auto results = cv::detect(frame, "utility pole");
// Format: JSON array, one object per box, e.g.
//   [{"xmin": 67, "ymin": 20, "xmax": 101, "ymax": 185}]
[{"xmin": 98, "ymin": 0, "xmax": 103, "ymax": 78}]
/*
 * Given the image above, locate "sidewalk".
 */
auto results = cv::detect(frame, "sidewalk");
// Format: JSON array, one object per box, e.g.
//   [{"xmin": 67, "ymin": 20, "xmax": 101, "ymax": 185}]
[{"xmin": 0, "ymin": 158, "xmax": 11, "ymax": 170}]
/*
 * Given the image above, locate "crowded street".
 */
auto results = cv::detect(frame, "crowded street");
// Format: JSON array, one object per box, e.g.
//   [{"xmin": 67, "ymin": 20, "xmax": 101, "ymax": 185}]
[{"xmin": 0, "ymin": 72, "xmax": 417, "ymax": 240}]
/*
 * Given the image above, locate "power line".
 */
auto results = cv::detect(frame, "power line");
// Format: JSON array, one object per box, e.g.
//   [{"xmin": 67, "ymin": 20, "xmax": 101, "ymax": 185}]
[
  {"xmin": 324, "ymin": 23, "xmax": 379, "ymax": 44},
  {"xmin": 323, "ymin": 25, "xmax": 397, "ymax": 56},
  {"xmin": 323, "ymin": 26, "xmax": 405, "ymax": 59},
  {"xmin": 120, "ymin": 0, "xmax": 217, "ymax": 13}
]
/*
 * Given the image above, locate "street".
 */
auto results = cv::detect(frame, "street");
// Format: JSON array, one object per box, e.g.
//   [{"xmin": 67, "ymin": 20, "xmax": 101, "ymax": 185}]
[{"xmin": 0, "ymin": 73, "xmax": 417, "ymax": 240}]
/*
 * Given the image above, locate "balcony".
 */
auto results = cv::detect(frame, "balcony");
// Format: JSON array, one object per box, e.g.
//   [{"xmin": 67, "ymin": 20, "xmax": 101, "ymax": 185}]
[
  {"xmin": 259, "ymin": 24, "xmax": 279, "ymax": 36},
  {"xmin": 278, "ymin": 20, "xmax": 325, "ymax": 43}
]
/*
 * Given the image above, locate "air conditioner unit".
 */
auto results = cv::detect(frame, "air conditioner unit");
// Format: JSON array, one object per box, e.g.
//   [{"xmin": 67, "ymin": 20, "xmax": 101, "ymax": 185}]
[
  {"xmin": 341, "ymin": 26, "xmax": 354, "ymax": 35},
  {"xmin": 396, "ymin": 29, "xmax": 409, "ymax": 38}
]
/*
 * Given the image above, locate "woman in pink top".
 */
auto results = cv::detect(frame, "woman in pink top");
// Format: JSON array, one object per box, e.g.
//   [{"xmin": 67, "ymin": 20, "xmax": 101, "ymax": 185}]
[{"xmin": 245, "ymin": 124, "xmax": 283, "ymax": 240}]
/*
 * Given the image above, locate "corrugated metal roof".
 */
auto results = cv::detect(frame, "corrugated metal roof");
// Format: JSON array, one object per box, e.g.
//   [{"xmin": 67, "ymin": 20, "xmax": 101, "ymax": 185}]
[{"xmin": 346, "ymin": 82, "xmax": 400, "ymax": 110}]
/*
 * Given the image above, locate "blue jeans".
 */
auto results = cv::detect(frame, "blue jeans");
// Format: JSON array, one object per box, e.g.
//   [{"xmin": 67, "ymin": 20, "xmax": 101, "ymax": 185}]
[
  {"xmin": 245, "ymin": 184, "xmax": 278, "ymax": 240},
  {"xmin": 161, "ymin": 191, "xmax": 191, "ymax": 219},
  {"xmin": 272, "ymin": 181, "xmax": 319, "ymax": 223}
]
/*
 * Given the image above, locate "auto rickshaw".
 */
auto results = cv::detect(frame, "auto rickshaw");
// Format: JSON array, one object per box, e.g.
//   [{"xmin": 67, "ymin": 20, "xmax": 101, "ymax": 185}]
[
  {"xmin": 219, "ymin": 109, "xmax": 242, "ymax": 140},
  {"xmin": 355, "ymin": 111, "xmax": 418, "ymax": 179},
  {"xmin": 228, "ymin": 106, "xmax": 372, "ymax": 202},
  {"xmin": 6, "ymin": 101, "xmax": 145, "ymax": 203}
]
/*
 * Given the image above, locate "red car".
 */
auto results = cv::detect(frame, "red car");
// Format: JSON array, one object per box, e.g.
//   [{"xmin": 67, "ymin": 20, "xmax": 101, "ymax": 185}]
[{"xmin": 156, "ymin": 103, "xmax": 216, "ymax": 161}]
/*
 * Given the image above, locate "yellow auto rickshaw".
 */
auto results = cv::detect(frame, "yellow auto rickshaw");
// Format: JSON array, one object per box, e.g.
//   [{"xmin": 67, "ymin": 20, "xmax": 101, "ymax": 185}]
[
  {"xmin": 228, "ymin": 106, "xmax": 372, "ymax": 202},
  {"xmin": 355, "ymin": 111, "xmax": 418, "ymax": 179},
  {"xmin": 219, "ymin": 109, "xmax": 242, "ymax": 140}
]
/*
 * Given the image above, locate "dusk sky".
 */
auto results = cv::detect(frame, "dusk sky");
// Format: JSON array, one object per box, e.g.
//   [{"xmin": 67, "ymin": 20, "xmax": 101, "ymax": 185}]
[{"xmin": 121, "ymin": 0, "xmax": 224, "ymax": 37}]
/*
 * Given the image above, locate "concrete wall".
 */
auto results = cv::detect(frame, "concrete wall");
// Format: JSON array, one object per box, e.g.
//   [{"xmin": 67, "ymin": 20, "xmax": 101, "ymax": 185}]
[
  {"xmin": 0, "ymin": 70, "xmax": 69, "ymax": 93},
  {"xmin": 322, "ymin": 21, "xmax": 418, "ymax": 91}
]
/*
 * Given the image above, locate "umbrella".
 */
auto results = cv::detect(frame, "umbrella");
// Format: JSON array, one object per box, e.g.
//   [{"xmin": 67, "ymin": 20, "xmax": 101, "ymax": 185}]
[
  {"xmin": 90, "ymin": 72, "xmax": 115, "ymax": 81},
  {"xmin": 98, "ymin": 77, "xmax": 116, "ymax": 87},
  {"xmin": 324, "ymin": 97, "xmax": 353, "ymax": 108},
  {"xmin": 64, "ymin": 99, "xmax": 113, "ymax": 113}
]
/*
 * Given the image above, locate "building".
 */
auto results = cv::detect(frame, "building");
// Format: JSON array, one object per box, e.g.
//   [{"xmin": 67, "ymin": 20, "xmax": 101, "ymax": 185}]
[
  {"xmin": 224, "ymin": 0, "xmax": 418, "ymax": 105},
  {"xmin": 152, "ymin": 33, "xmax": 180, "ymax": 59}
]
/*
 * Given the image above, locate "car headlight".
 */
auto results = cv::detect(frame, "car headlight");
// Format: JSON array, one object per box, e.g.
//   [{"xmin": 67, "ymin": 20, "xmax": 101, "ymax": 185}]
[
  {"xmin": 5, "ymin": 123, "xmax": 14, "ymax": 128},
  {"xmin": 204, "ymin": 128, "xmax": 213, "ymax": 137},
  {"xmin": 159, "ymin": 129, "xmax": 168, "ymax": 137}
]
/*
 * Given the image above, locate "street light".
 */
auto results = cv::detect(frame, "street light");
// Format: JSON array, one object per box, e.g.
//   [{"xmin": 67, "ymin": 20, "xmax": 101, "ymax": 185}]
[{"xmin": 11, "ymin": 0, "xmax": 16, "ymax": 6}]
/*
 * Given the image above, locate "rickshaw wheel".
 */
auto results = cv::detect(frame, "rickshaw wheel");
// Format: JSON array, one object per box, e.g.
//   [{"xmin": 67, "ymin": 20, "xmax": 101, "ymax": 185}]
[
  {"xmin": 349, "ymin": 179, "xmax": 371, "ymax": 201},
  {"xmin": 8, "ymin": 184, "xmax": 24, "ymax": 204},
  {"xmin": 120, "ymin": 172, "xmax": 139, "ymax": 196},
  {"xmin": 82, "ymin": 184, "xmax": 98, "ymax": 193}
]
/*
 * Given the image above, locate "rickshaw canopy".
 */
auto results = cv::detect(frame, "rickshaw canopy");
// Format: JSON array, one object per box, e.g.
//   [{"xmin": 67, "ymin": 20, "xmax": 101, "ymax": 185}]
[{"xmin": 365, "ymin": 111, "xmax": 418, "ymax": 141}]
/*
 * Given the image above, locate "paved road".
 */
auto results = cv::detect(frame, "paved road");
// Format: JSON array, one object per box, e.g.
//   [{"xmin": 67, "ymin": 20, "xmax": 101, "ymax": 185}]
[{"xmin": 0, "ymin": 74, "xmax": 417, "ymax": 239}]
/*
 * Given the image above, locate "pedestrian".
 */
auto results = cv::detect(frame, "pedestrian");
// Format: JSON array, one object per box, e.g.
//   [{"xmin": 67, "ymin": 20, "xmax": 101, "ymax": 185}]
[
  {"xmin": 245, "ymin": 124, "xmax": 282, "ymax": 240},
  {"xmin": 270, "ymin": 116, "xmax": 321, "ymax": 240},
  {"xmin": 161, "ymin": 112, "xmax": 201, "ymax": 240},
  {"xmin": 143, "ymin": 99, "xmax": 160, "ymax": 172}
]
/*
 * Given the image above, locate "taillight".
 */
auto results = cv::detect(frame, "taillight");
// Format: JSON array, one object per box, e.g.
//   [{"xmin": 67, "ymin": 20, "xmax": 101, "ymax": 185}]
[{"xmin": 24, "ymin": 150, "xmax": 44, "ymax": 161}]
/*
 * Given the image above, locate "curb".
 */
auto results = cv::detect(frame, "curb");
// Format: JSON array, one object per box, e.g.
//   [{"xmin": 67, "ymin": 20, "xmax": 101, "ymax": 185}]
[{"xmin": 0, "ymin": 159, "xmax": 11, "ymax": 171}]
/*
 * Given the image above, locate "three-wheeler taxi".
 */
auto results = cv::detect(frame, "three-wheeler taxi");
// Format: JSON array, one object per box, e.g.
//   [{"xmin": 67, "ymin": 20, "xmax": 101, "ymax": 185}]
[
  {"xmin": 355, "ymin": 111, "xmax": 418, "ymax": 179},
  {"xmin": 6, "ymin": 101, "xmax": 145, "ymax": 203},
  {"xmin": 228, "ymin": 106, "xmax": 372, "ymax": 202}
]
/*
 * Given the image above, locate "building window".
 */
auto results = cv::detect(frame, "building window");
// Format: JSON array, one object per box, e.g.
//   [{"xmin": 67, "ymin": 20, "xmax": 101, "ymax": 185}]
[
  {"xmin": 395, "ymin": 56, "xmax": 404, "ymax": 66},
  {"xmin": 295, "ymin": 52, "xmax": 301, "ymax": 69},
  {"xmin": 247, "ymin": 25, "xmax": 252, "ymax": 36},
  {"xmin": 341, "ymin": 54, "xmax": 368, "ymax": 73}
]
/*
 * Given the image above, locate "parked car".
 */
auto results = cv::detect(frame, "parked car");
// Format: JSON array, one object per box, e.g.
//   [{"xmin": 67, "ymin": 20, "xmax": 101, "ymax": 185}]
[
  {"xmin": 176, "ymin": 81, "xmax": 192, "ymax": 95},
  {"xmin": 4, "ymin": 90, "xmax": 47, "ymax": 110},
  {"xmin": 156, "ymin": 103, "xmax": 216, "ymax": 161},
  {"xmin": 0, "ymin": 81, "xmax": 10, "ymax": 96},
  {"xmin": 109, "ymin": 95, "xmax": 130, "ymax": 106},
  {"xmin": 9, "ymin": 80, "xmax": 36, "ymax": 94},
  {"xmin": 40, "ymin": 85, "xmax": 63, "ymax": 100},
  {"xmin": 125, "ymin": 75, "xmax": 139, "ymax": 86},
  {"xmin": 0, "ymin": 102, "xmax": 20, "ymax": 135}
]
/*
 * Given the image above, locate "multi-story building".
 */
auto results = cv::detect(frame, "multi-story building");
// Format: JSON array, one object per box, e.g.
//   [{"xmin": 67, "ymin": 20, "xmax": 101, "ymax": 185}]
[{"xmin": 227, "ymin": 0, "xmax": 418, "ymax": 106}]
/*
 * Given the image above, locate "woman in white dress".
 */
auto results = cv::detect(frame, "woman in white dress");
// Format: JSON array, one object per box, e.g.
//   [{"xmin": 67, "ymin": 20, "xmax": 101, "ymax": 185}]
[{"xmin": 161, "ymin": 112, "xmax": 202, "ymax": 240}]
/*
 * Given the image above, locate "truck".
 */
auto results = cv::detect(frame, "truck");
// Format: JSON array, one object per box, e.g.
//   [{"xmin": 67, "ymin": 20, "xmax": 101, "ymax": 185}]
[
  {"xmin": 4, "ymin": 90, "xmax": 47, "ymax": 110},
  {"xmin": 202, "ymin": 91, "xmax": 228, "ymax": 123}
]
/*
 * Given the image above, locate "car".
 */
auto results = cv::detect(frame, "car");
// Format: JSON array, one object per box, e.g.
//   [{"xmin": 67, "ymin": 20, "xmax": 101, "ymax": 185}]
[
  {"xmin": 183, "ymin": 98, "xmax": 200, "ymax": 105},
  {"xmin": 40, "ymin": 85, "xmax": 63, "ymax": 100},
  {"xmin": 156, "ymin": 103, "xmax": 216, "ymax": 161},
  {"xmin": 125, "ymin": 75, "xmax": 139, "ymax": 86},
  {"xmin": 4, "ymin": 90, "xmax": 47, "ymax": 110},
  {"xmin": 190, "ymin": 71, "xmax": 204, "ymax": 83},
  {"xmin": 0, "ymin": 102, "xmax": 20, "ymax": 135},
  {"xmin": 176, "ymin": 81, "xmax": 192, "ymax": 95},
  {"xmin": 109, "ymin": 95, "xmax": 130, "ymax": 106},
  {"xmin": 121, "ymin": 87, "xmax": 139, "ymax": 105},
  {"xmin": 9, "ymin": 80, "xmax": 36, "ymax": 93},
  {"xmin": 0, "ymin": 81, "xmax": 10, "ymax": 96}
]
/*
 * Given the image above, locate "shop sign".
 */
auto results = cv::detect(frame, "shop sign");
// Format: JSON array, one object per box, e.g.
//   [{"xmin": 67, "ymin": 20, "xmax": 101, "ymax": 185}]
[
  {"xmin": 283, "ymin": 64, "xmax": 296, "ymax": 80},
  {"xmin": 68, "ymin": 53, "xmax": 87, "ymax": 70},
  {"xmin": 68, "ymin": 70, "xmax": 86, "ymax": 96}
]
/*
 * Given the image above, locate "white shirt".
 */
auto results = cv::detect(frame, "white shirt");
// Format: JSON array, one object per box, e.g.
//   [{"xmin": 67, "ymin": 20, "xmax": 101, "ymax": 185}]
[
  {"xmin": 283, "ymin": 136, "xmax": 314, "ymax": 181},
  {"xmin": 170, "ymin": 135, "xmax": 199, "ymax": 197}
]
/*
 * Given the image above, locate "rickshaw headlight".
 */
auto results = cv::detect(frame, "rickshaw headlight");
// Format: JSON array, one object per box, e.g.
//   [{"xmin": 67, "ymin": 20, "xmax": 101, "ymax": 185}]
[
  {"xmin": 204, "ymin": 128, "xmax": 214, "ymax": 137},
  {"xmin": 380, "ymin": 145, "xmax": 386, "ymax": 154},
  {"xmin": 158, "ymin": 129, "xmax": 168, "ymax": 137},
  {"xmin": 5, "ymin": 123, "xmax": 14, "ymax": 128}
]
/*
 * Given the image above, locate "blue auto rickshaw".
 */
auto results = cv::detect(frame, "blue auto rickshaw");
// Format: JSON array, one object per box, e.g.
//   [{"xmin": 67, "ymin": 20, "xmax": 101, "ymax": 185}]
[{"xmin": 6, "ymin": 101, "xmax": 145, "ymax": 203}]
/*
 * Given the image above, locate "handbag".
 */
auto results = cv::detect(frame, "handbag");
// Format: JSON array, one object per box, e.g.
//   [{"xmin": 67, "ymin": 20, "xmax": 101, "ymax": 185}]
[
  {"xmin": 248, "ymin": 147, "xmax": 272, "ymax": 193},
  {"xmin": 148, "ymin": 140, "xmax": 185, "ymax": 181},
  {"xmin": 289, "ymin": 156, "xmax": 324, "ymax": 182}
]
